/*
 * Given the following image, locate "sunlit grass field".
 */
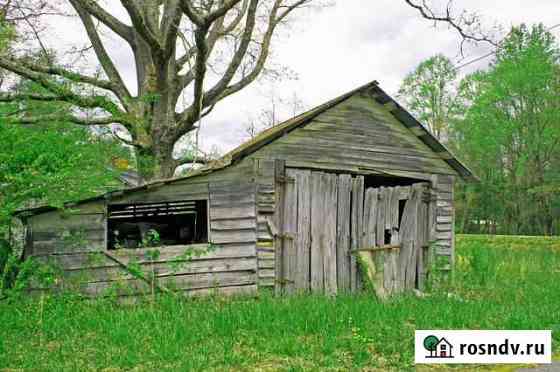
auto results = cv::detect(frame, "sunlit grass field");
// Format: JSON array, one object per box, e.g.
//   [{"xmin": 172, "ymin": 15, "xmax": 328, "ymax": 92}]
[{"xmin": 1, "ymin": 235, "xmax": 559, "ymax": 371}]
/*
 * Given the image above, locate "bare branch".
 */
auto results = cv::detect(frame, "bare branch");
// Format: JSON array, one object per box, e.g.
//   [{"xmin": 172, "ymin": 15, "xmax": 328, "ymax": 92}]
[
  {"xmin": 404, "ymin": 0, "xmax": 497, "ymax": 55},
  {"xmin": 161, "ymin": 0, "xmax": 183, "ymax": 59},
  {"xmin": 0, "ymin": 57, "xmax": 130, "ymax": 124},
  {"xmin": 70, "ymin": 1, "xmax": 133, "ymax": 105},
  {"xmin": 2, "ymin": 111, "xmax": 119, "ymax": 126},
  {"xmin": 4, "ymin": 56, "xmax": 122, "ymax": 97},
  {"xmin": 0, "ymin": 91, "xmax": 69, "ymax": 102},
  {"xmin": 120, "ymin": 0, "xmax": 163, "ymax": 55},
  {"xmin": 202, "ymin": 0, "xmax": 285, "ymax": 105},
  {"xmin": 176, "ymin": 0, "xmax": 248, "ymax": 70},
  {"xmin": 180, "ymin": 0, "xmax": 242, "ymax": 27},
  {"xmin": 69, "ymin": 0, "xmax": 134, "ymax": 43},
  {"xmin": 111, "ymin": 128, "xmax": 144, "ymax": 149},
  {"xmin": 190, "ymin": 0, "xmax": 259, "ymax": 114},
  {"xmin": 175, "ymin": 0, "xmax": 308, "ymax": 141}
]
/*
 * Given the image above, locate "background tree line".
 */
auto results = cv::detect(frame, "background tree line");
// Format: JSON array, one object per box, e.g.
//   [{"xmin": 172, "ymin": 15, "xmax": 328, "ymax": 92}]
[{"xmin": 399, "ymin": 24, "xmax": 560, "ymax": 236}]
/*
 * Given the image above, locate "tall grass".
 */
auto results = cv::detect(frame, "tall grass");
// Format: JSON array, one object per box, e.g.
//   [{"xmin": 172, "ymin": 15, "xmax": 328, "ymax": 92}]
[{"xmin": 0, "ymin": 235, "xmax": 559, "ymax": 371}]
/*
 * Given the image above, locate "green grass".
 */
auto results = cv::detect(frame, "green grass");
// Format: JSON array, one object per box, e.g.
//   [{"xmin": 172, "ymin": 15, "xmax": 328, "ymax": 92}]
[{"xmin": 1, "ymin": 234, "xmax": 559, "ymax": 371}]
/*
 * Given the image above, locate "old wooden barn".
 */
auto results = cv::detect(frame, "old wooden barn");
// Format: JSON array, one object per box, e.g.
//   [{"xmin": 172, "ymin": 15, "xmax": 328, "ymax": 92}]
[{"xmin": 14, "ymin": 81, "xmax": 474, "ymax": 298}]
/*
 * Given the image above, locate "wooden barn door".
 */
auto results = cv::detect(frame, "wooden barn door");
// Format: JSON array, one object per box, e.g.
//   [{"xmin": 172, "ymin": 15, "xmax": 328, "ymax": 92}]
[
  {"xmin": 276, "ymin": 168, "xmax": 434, "ymax": 296},
  {"xmin": 354, "ymin": 182, "xmax": 434, "ymax": 297}
]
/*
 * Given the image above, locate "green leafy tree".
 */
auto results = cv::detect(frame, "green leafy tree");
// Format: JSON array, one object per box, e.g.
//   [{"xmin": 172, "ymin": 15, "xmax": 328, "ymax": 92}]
[
  {"xmin": 398, "ymin": 54, "xmax": 461, "ymax": 141},
  {"xmin": 454, "ymin": 24, "xmax": 560, "ymax": 235},
  {"xmin": 0, "ymin": 92, "xmax": 129, "ymax": 224},
  {"xmin": 0, "ymin": 78, "xmax": 131, "ymax": 274},
  {"xmin": 423, "ymin": 335, "xmax": 439, "ymax": 357}
]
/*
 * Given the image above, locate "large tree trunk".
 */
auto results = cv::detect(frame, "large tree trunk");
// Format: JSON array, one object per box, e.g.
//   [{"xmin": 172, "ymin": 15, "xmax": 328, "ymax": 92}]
[{"xmin": 132, "ymin": 49, "xmax": 196, "ymax": 181}]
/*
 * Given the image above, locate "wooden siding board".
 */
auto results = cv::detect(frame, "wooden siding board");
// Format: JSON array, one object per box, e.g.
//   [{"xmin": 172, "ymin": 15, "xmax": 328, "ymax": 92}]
[
  {"xmin": 256, "ymin": 144, "xmax": 454, "ymax": 175},
  {"xmin": 336, "ymin": 174, "xmax": 352, "ymax": 292},
  {"xmin": 323, "ymin": 173, "xmax": 338, "ymax": 295},
  {"xmin": 283, "ymin": 169, "xmax": 298, "ymax": 294},
  {"xmin": 350, "ymin": 176, "xmax": 364, "ymax": 291},
  {"xmin": 310, "ymin": 172, "xmax": 325, "ymax": 291}
]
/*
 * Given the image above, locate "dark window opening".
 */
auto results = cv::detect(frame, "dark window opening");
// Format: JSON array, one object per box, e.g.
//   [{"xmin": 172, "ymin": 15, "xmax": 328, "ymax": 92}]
[
  {"xmin": 363, "ymin": 174, "xmax": 424, "ymax": 189},
  {"xmin": 398, "ymin": 199, "xmax": 407, "ymax": 227},
  {"xmin": 384, "ymin": 230, "xmax": 392, "ymax": 245},
  {"xmin": 107, "ymin": 200, "xmax": 208, "ymax": 249}
]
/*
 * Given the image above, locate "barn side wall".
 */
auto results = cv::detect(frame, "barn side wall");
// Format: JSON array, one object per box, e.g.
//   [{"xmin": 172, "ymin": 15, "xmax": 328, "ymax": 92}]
[{"xmin": 25, "ymin": 159, "xmax": 260, "ymax": 298}]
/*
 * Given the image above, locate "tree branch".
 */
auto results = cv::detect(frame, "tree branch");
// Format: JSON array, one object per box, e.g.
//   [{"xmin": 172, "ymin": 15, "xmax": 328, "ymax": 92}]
[
  {"xmin": 2, "ymin": 112, "xmax": 120, "ymax": 126},
  {"xmin": 161, "ymin": 0, "xmax": 183, "ymax": 60},
  {"xmin": 180, "ymin": 0, "xmax": 243, "ymax": 27},
  {"xmin": 0, "ymin": 92, "xmax": 69, "ymax": 102},
  {"xmin": 2, "ymin": 56, "xmax": 118, "ymax": 95},
  {"xmin": 0, "ymin": 57, "xmax": 130, "ymax": 125},
  {"xmin": 202, "ymin": 0, "xmax": 284, "ymax": 105},
  {"xmin": 70, "ymin": 1, "xmax": 133, "ymax": 105},
  {"xmin": 404, "ymin": 0, "xmax": 497, "ymax": 54},
  {"xmin": 175, "ymin": 0, "xmax": 307, "ymax": 141},
  {"xmin": 183, "ymin": 0, "xmax": 258, "ymax": 123},
  {"xmin": 70, "ymin": 0, "xmax": 134, "ymax": 43},
  {"xmin": 120, "ymin": 0, "xmax": 163, "ymax": 56}
]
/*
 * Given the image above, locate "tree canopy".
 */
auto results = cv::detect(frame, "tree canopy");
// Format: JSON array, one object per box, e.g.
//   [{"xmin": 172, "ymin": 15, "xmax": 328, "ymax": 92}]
[
  {"xmin": 400, "ymin": 24, "xmax": 560, "ymax": 235},
  {"xmin": 398, "ymin": 54, "xmax": 460, "ymax": 142},
  {"xmin": 0, "ymin": 89, "xmax": 129, "ymax": 235}
]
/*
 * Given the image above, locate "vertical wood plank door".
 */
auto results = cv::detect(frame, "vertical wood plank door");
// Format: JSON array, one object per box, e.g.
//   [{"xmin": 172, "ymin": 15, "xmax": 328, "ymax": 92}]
[
  {"xmin": 279, "ymin": 169, "xmax": 353, "ymax": 294},
  {"xmin": 277, "ymin": 167, "xmax": 433, "ymax": 296},
  {"xmin": 354, "ymin": 181, "xmax": 433, "ymax": 296}
]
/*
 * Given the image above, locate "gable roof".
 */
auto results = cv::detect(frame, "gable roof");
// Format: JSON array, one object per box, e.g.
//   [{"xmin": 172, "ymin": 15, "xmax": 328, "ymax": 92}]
[
  {"xmin": 14, "ymin": 80, "xmax": 475, "ymax": 218},
  {"xmin": 223, "ymin": 80, "xmax": 474, "ymax": 180},
  {"xmin": 436, "ymin": 337, "xmax": 453, "ymax": 348}
]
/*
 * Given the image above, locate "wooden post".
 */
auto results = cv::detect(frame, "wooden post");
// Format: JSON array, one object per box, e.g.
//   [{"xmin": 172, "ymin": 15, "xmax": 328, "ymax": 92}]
[
  {"xmin": 375, "ymin": 187, "xmax": 386, "ymax": 295},
  {"xmin": 274, "ymin": 160, "xmax": 286, "ymax": 295}
]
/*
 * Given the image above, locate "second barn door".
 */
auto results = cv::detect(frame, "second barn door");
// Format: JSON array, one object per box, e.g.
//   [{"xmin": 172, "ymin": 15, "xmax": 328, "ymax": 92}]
[
  {"xmin": 277, "ymin": 168, "xmax": 434, "ymax": 296},
  {"xmin": 353, "ymin": 180, "xmax": 433, "ymax": 298},
  {"xmin": 280, "ymin": 169, "xmax": 340, "ymax": 294}
]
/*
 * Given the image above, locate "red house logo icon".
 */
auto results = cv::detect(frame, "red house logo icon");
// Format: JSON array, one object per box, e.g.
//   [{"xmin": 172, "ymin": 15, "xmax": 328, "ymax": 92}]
[{"xmin": 423, "ymin": 335, "xmax": 454, "ymax": 358}]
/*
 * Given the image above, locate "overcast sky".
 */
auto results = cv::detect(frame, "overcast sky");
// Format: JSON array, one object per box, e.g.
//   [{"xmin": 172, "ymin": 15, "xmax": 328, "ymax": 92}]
[{"xmin": 47, "ymin": 0, "xmax": 560, "ymax": 154}]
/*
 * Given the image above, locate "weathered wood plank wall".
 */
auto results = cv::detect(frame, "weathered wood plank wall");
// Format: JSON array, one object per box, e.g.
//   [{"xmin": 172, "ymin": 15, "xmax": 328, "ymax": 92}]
[
  {"xmin": 26, "ymin": 160, "xmax": 260, "ymax": 298},
  {"xmin": 248, "ymin": 94, "xmax": 457, "ymax": 178},
  {"xmin": 336, "ymin": 174, "xmax": 352, "ymax": 292},
  {"xmin": 255, "ymin": 159, "xmax": 277, "ymax": 289},
  {"xmin": 432, "ymin": 174, "xmax": 455, "ymax": 271},
  {"xmin": 23, "ymin": 90, "xmax": 460, "ymax": 298}
]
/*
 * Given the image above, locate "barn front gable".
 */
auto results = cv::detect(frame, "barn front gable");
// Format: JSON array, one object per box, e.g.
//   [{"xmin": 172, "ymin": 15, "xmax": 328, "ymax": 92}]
[
  {"xmin": 248, "ymin": 90, "xmax": 456, "ymax": 178},
  {"xmin": 240, "ymin": 82, "xmax": 467, "ymax": 293},
  {"xmin": 225, "ymin": 81, "xmax": 474, "ymax": 181}
]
